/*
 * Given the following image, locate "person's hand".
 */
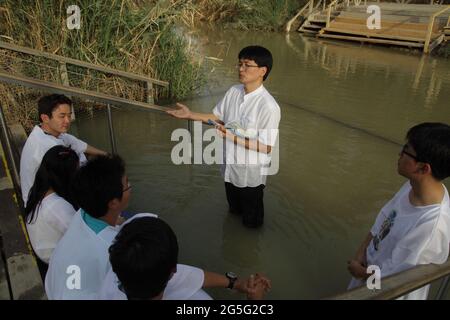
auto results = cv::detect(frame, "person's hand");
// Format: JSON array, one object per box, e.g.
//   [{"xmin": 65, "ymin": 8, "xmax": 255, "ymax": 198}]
[
  {"xmin": 246, "ymin": 274, "xmax": 271, "ymax": 300},
  {"xmin": 233, "ymin": 273, "xmax": 271, "ymax": 299},
  {"xmin": 354, "ymin": 253, "xmax": 367, "ymax": 268},
  {"xmin": 347, "ymin": 259, "xmax": 367, "ymax": 279},
  {"xmin": 166, "ymin": 103, "xmax": 192, "ymax": 120},
  {"xmin": 215, "ymin": 124, "xmax": 236, "ymax": 141}
]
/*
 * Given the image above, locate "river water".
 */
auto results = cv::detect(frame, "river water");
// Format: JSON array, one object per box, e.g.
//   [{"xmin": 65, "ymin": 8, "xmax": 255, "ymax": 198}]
[{"xmin": 73, "ymin": 29, "xmax": 450, "ymax": 299}]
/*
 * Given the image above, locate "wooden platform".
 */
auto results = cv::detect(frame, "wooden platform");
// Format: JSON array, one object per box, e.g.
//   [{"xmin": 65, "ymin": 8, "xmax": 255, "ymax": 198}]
[{"xmin": 298, "ymin": 2, "xmax": 450, "ymax": 52}]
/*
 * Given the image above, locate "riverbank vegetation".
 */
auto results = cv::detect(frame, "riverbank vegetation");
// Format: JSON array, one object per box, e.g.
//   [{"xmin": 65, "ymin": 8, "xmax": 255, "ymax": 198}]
[
  {"xmin": 0, "ymin": 0, "xmax": 208, "ymax": 131},
  {"xmin": 180, "ymin": 0, "xmax": 306, "ymax": 31}
]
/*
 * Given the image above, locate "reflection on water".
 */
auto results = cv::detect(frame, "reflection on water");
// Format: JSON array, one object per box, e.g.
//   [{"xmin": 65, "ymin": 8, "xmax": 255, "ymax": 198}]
[{"xmin": 73, "ymin": 29, "xmax": 450, "ymax": 299}]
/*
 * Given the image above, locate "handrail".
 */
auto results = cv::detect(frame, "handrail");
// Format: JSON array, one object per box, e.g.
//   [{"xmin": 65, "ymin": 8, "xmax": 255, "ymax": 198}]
[
  {"xmin": 0, "ymin": 71, "xmax": 168, "ymax": 113},
  {"xmin": 328, "ymin": 258, "xmax": 450, "ymax": 300},
  {"xmin": 424, "ymin": 5, "xmax": 450, "ymax": 53},
  {"xmin": 285, "ymin": 0, "xmax": 315, "ymax": 32},
  {"xmin": 0, "ymin": 41, "xmax": 169, "ymax": 87},
  {"xmin": 327, "ymin": 0, "xmax": 339, "ymax": 27}
]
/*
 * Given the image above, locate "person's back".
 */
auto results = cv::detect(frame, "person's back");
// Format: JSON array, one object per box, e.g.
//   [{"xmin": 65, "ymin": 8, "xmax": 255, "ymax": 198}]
[
  {"xmin": 27, "ymin": 193, "xmax": 77, "ymax": 263},
  {"xmin": 45, "ymin": 155, "xmax": 129, "ymax": 299},
  {"xmin": 348, "ymin": 122, "xmax": 450, "ymax": 299},
  {"xmin": 45, "ymin": 211, "xmax": 119, "ymax": 299},
  {"xmin": 25, "ymin": 146, "xmax": 79, "ymax": 264},
  {"xmin": 103, "ymin": 215, "xmax": 271, "ymax": 300}
]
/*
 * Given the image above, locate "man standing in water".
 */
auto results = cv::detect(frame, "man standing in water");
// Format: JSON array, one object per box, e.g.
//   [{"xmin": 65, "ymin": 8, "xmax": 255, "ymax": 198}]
[{"xmin": 167, "ymin": 46, "xmax": 281, "ymax": 228}]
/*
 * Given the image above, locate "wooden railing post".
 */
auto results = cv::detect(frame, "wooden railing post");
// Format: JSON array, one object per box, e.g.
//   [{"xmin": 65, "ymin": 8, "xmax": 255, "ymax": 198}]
[
  {"xmin": 424, "ymin": 6, "xmax": 450, "ymax": 54},
  {"xmin": 327, "ymin": 0, "xmax": 337, "ymax": 27},
  {"xmin": 309, "ymin": 0, "xmax": 314, "ymax": 14},
  {"xmin": 58, "ymin": 62, "xmax": 76, "ymax": 121},
  {"xmin": 146, "ymin": 81, "xmax": 154, "ymax": 104}
]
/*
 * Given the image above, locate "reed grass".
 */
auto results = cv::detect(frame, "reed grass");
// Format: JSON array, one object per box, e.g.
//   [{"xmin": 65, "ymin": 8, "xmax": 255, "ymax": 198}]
[{"xmin": 0, "ymin": 0, "xmax": 207, "ymax": 131}]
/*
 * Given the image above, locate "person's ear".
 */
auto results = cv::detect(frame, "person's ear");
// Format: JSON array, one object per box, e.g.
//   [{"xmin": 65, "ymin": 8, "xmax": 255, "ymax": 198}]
[
  {"xmin": 260, "ymin": 66, "xmax": 267, "ymax": 79},
  {"xmin": 420, "ymin": 163, "xmax": 432, "ymax": 175},
  {"xmin": 40, "ymin": 114, "xmax": 50, "ymax": 123}
]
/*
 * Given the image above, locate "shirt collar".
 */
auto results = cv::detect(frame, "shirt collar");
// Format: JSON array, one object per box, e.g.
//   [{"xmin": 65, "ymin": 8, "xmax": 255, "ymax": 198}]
[
  {"xmin": 242, "ymin": 84, "xmax": 264, "ymax": 100},
  {"xmin": 81, "ymin": 209, "xmax": 109, "ymax": 234},
  {"xmin": 36, "ymin": 125, "xmax": 61, "ymax": 138}
]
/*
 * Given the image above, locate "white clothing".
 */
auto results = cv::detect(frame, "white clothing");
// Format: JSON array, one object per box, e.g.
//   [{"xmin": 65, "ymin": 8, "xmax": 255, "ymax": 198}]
[
  {"xmin": 212, "ymin": 84, "xmax": 280, "ymax": 187},
  {"xmin": 98, "ymin": 264, "xmax": 212, "ymax": 300},
  {"xmin": 45, "ymin": 212, "xmax": 156, "ymax": 300},
  {"xmin": 20, "ymin": 125, "xmax": 87, "ymax": 205},
  {"xmin": 348, "ymin": 182, "xmax": 450, "ymax": 299},
  {"xmin": 26, "ymin": 193, "xmax": 76, "ymax": 263}
]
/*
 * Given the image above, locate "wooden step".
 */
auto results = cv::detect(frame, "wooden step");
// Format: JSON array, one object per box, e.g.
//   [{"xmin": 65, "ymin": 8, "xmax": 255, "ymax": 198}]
[
  {"xmin": 299, "ymin": 28, "xmax": 320, "ymax": 35},
  {"xmin": 338, "ymin": 12, "xmax": 436, "ymax": 24},
  {"xmin": 304, "ymin": 24, "xmax": 323, "ymax": 30},
  {"xmin": 324, "ymin": 26, "xmax": 440, "ymax": 43},
  {"xmin": 318, "ymin": 33, "xmax": 425, "ymax": 48},
  {"xmin": 333, "ymin": 16, "xmax": 441, "ymax": 31},
  {"xmin": 344, "ymin": 3, "xmax": 448, "ymax": 14},
  {"xmin": 327, "ymin": 21, "xmax": 441, "ymax": 38}
]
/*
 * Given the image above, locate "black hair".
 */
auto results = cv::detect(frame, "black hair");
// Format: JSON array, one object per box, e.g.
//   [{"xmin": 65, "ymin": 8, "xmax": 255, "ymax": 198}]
[
  {"xmin": 71, "ymin": 154, "xmax": 125, "ymax": 218},
  {"xmin": 238, "ymin": 45, "xmax": 273, "ymax": 81},
  {"xmin": 38, "ymin": 94, "xmax": 72, "ymax": 122},
  {"xmin": 406, "ymin": 122, "xmax": 450, "ymax": 181},
  {"xmin": 109, "ymin": 217, "xmax": 178, "ymax": 300},
  {"xmin": 25, "ymin": 145, "xmax": 79, "ymax": 223}
]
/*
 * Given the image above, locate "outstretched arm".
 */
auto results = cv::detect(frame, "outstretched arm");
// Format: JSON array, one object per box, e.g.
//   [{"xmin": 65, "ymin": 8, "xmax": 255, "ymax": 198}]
[
  {"xmin": 166, "ymin": 103, "xmax": 219, "ymax": 124},
  {"xmin": 85, "ymin": 145, "xmax": 108, "ymax": 156}
]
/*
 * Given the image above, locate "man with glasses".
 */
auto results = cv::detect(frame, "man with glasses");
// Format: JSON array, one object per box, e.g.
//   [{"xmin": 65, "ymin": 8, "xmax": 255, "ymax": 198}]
[
  {"xmin": 347, "ymin": 122, "xmax": 450, "ymax": 299},
  {"xmin": 167, "ymin": 46, "xmax": 280, "ymax": 228}
]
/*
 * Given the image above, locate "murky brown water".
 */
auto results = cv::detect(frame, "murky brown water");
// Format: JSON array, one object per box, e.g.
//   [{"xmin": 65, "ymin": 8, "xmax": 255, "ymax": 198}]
[{"xmin": 73, "ymin": 28, "xmax": 450, "ymax": 299}]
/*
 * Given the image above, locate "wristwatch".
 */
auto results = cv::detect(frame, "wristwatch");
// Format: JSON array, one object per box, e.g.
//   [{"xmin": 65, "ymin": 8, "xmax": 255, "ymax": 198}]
[{"xmin": 225, "ymin": 271, "xmax": 238, "ymax": 290}]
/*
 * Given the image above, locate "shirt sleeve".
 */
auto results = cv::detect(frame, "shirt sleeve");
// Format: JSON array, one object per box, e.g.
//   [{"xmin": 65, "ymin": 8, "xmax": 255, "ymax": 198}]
[
  {"xmin": 45, "ymin": 199, "xmax": 77, "ymax": 234},
  {"xmin": 212, "ymin": 88, "xmax": 234, "ymax": 120},
  {"xmin": 257, "ymin": 105, "xmax": 280, "ymax": 147},
  {"xmin": 60, "ymin": 133, "xmax": 87, "ymax": 154}
]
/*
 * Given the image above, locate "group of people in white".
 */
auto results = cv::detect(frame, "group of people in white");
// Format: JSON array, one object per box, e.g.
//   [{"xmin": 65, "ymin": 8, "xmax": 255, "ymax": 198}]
[{"xmin": 18, "ymin": 45, "xmax": 450, "ymax": 300}]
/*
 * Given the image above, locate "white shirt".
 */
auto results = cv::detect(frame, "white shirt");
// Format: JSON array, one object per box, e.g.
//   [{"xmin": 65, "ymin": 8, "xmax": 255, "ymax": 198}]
[
  {"xmin": 20, "ymin": 125, "xmax": 88, "ymax": 205},
  {"xmin": 45, "ymin": 212, "xmax": 157, "ymax": 300},
  {"xmin": 26, "ymin": 193, "xmax": 76, "ymax": 263},
  {"xmin": 213, "ymin": 84, "xmax": 281, "ymax": 187},
  {"xmin": 348, "ymin": 181, "xmax": 450, "ymax": 299},
  {"xmin": 98, "ymin": 264, "xmax": 212, "ymax": 300}
]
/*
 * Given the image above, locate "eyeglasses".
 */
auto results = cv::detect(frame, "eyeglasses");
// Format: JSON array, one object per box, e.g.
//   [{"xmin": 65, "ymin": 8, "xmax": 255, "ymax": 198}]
[
  {"xmin": 401, "ymin": 144, "xmax": 420, "ymax": 161},
  {"xmin": 235, "ymin": 63, "xmax": 260, "ymax": 70},
  {"xmin": 122, "ymin": 182, "xmax": 132, "ymax": 193}
]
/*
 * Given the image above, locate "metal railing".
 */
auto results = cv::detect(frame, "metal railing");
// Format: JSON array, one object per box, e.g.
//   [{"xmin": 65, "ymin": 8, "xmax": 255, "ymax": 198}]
[
  {"xmin": 0, "ymin": 40, "xmax": 175, "ymax": 156},
  {"xmin": 0, "ymin": 41, "xmax": 169, "ymax": 104}
]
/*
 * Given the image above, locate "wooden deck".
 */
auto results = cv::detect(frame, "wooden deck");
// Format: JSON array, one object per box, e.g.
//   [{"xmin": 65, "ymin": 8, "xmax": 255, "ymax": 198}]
[{"xmin": 296, "ymin": 1, "xmax": 450, "ymax": 52}]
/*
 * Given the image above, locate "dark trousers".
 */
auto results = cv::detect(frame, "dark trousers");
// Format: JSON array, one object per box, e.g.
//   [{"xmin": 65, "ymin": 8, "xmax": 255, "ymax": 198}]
[{"xmin": 225, "ymin": 182, "xmax": 265, "ymax": 228}]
